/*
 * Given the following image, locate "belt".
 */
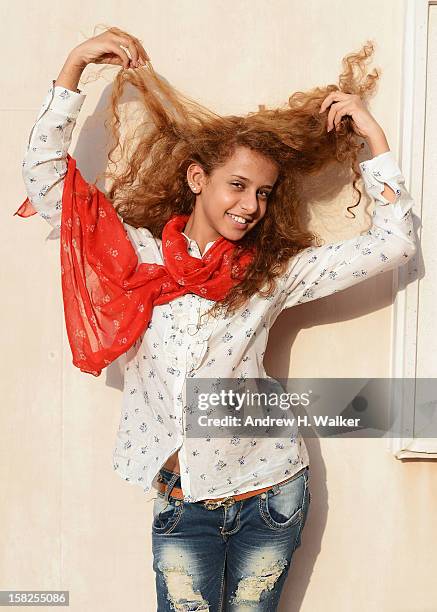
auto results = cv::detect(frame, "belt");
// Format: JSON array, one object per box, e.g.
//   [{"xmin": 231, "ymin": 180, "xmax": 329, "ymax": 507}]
[{"xmin": 156, "ymin": 468, "xmax": 307, "ymax": 510}]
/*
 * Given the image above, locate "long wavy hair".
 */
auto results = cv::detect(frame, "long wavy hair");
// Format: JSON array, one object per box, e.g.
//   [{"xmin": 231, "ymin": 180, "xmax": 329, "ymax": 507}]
[{"xmin": 85, "ymin": 29, "xmax": 380, "ymax": 319}]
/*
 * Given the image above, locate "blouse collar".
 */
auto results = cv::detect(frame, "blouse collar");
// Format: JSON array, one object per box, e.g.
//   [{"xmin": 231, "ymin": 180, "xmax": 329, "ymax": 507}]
[{"xmin": 181, "ymin": 231, "xmax": 218, "ymax": 256}]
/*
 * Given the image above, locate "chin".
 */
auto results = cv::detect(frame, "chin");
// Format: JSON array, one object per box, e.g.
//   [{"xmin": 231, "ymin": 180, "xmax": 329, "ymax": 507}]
[{"xmin": 220, "ymin": 226, "xmax": 247, "ymax": 242}]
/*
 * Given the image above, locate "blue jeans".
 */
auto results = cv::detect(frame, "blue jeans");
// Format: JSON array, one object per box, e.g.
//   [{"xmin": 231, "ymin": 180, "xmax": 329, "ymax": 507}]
[{"xmin": 151, "ymin": 465, "xmax": 310, "ymax": 611}]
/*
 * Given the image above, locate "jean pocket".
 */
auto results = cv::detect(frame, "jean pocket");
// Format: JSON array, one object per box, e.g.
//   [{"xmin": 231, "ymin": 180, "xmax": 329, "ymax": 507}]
[
  {"xmin": 295, "ymin": 484, "xmax": 311, "ymax": 549},
  {"xmin": 152, "ymin": 492, "xmax": 184, "ymax": 535},
  {"xmin": 258, "ymin": 469, "xmax": 308, "ymax": 531}
]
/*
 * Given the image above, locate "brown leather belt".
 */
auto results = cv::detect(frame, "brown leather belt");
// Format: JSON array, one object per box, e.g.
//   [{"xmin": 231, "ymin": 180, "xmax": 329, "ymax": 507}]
[{"xmin": 156, "ymin": 468, "xmax": 306, "ymax": 510}]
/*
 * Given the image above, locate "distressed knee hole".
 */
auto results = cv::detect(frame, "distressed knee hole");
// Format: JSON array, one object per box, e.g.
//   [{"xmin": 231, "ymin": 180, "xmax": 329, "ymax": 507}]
[
  {"xmin": 229, "ymin": 558, "xmax": 288, "ymax": 606},
  {"xmin": 159, "ymin": 563, "xmax": 209, "ymax": 611}
]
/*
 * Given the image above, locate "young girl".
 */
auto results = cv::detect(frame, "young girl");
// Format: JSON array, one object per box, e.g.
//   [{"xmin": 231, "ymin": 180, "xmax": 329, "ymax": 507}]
[{"xmin": 17, "ymin": 27, "xmax": 416, "ymax": 612}]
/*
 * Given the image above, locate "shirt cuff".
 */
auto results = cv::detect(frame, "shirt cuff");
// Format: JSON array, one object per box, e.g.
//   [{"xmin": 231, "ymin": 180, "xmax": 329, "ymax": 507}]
[
  {"xmin": 359, "ymin": 150, "xmax": 413, "ymax": 220},
  {"xmin": 45, "ymin": 78, "xmax": 87, "ymax": 119}
]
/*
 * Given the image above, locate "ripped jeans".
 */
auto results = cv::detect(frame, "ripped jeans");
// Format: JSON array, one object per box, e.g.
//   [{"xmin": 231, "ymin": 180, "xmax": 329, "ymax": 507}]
[{"xmin": 151, "ymin": 466, "xmax": 310, "ymax": 611}]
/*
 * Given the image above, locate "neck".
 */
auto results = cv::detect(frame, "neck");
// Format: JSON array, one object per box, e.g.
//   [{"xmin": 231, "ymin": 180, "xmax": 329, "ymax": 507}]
[{"xmin": 183, "ymin": 209, "xmax": 221, "ymax": 256}]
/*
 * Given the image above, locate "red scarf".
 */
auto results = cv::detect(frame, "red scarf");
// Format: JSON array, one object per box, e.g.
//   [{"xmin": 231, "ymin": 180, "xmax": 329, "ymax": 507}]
[{"xmin": 14, "ymin": 154, "xmax": 255, "ymax": 376}]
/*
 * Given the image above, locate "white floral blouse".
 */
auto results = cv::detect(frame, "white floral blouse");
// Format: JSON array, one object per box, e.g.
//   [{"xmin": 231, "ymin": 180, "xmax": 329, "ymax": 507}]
[{"xmin": 21, "ymin": 80, "xmax": 417, "ymax": 502}]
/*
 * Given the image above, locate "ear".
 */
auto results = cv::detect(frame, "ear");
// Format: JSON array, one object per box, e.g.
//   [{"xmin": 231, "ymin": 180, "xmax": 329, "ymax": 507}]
[{"xmin": 187, "ymin": 162, "xmax": 207, "ymax": 190}]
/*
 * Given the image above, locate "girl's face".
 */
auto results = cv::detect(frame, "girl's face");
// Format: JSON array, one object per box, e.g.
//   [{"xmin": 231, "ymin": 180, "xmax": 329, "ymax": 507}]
[{"xmin": 185, "ymin": 146, "xmax": 279, "ymax": 245}]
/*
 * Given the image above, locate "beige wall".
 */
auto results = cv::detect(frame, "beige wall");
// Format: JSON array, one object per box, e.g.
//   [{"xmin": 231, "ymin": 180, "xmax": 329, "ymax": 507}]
[{"xmin": 2, "ymin": 1, "xmax": 436, "ymax": 610}]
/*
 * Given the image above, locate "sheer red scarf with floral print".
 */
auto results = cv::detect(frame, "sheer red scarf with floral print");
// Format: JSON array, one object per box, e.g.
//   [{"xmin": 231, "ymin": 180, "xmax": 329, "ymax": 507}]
[{"xmin": 14, "ymin": 154, "xmax": 255, "ymax": 377}]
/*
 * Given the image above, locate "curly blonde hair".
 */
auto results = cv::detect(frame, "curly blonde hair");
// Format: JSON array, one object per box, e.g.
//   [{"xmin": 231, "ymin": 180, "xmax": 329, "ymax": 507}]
[{"xmin": 87, "ymin": 32, "xmax": 380, "ymax": 318}]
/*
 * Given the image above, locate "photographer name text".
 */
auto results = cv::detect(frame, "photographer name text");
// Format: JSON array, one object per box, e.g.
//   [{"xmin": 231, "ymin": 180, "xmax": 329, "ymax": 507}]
[{"xmin": 198, "ymin": 415, "xmax": 360, "ymax": 428}]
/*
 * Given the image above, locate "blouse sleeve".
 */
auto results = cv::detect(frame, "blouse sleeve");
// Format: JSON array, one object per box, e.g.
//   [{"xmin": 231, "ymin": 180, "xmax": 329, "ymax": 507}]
[
  {"xmin": 21, "ymin": 80, "xmax": 86, "ymax": 229},
  {"xmin": 21, "ymin": 80, "xmax": 153, "ymax": 258},
  {"xmin": 278, "ymin": 150, "xmax": 417, "ymax": 310}
]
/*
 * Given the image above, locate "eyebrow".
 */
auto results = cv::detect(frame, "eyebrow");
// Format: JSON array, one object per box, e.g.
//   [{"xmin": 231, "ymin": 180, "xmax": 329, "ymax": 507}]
[{"xmin": 230, "ymin": 174, "xmax": 274, "ymax": 189}]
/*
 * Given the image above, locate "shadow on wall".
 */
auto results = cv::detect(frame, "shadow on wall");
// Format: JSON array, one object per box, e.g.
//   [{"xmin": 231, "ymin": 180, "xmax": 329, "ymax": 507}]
[{"xmin": 264, "ymin": 145, "xmax": 421, "ymax": 611}]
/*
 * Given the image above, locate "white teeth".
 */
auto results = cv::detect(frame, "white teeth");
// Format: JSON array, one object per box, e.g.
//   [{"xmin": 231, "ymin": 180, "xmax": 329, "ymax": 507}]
[{"xmin": 227, "ymin": 213, "xmax": 247, "ymax": 224}]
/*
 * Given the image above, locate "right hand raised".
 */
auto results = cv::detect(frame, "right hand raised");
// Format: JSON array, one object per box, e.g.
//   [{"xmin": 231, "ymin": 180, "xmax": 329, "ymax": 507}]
[{"xmin": 70, "ymin": 27, "xmax": 150, "ymax": 70}]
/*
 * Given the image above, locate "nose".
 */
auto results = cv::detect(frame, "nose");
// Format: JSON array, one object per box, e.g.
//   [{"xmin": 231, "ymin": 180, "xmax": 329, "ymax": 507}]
[{"xmin": 240, "ymin": 191, "xmax": 261, "ymax": 216}]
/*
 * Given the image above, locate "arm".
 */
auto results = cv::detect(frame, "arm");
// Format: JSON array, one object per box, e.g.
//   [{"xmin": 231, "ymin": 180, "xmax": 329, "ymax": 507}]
[
  {"xmin": 279, "ymin": 150, "xmax": 417, "ymax": 310},
  {"xmin": 21, "ymin": 78, "xmax": 152, "ymax": 256}
]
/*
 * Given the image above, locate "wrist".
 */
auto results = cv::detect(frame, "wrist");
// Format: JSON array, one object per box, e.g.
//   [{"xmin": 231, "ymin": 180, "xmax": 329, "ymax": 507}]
[
  {"xmin": 365, "ymin": 126, "xmax": 390, "ymax": 157},
  {"xmin": 55, "ymin": 54, "xmax": 86, "ymax": 92},
  {"xmin": 66, "ymin": 50, "xmax": 87, "ymax": 70}
]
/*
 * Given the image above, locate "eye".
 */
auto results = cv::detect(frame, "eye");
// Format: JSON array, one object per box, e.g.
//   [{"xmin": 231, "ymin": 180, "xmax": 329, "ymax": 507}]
[{"xmin": 231, "ymin": 182, "xmax": 271, "ymax": 199}]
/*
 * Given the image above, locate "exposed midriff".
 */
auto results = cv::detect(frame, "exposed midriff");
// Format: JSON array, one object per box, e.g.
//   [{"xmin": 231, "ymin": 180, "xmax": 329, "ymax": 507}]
[{"xmin": 163, "ymin": 451, "xmax": 180, "ymax": 474}]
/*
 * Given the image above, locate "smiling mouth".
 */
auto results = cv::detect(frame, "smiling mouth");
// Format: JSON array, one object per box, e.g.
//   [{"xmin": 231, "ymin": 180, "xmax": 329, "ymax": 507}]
[{"xmin": 226, "ymin": 212, "xmax": 250, "ymax": 227}]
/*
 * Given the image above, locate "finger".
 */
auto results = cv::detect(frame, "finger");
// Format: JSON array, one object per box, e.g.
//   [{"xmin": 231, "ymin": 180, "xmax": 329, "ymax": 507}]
[
  {"xmin": 117, "ymin": 36, "xmax": 140, "ymax": 66},
  {"xmin": 327, "ymin": 101, "xmax": 350, "ymax": 131},
  {"xmin": 107, "ymin": 41, "xmax": 130, "ymax": 69},
  {"xmin": 319, "ymin": 93, "xmax": 336, "ymax": 113},
  {"xmin": 322, "ymin": 92, "xmax": 347, "ymax": 113},
  {"xmin": 326, "ymin": 101, "xmax": 343, "ymax": 129},
  {"xmin": 328, "ymin": 106, "xmax": 350, "ymax": 132},
  {"xmin": 333, "ymin": 108, "xmax": 350, "ymax": 131},
  {"xmin": 131, "ymin": 43, "xmax": 148, "ymax": 65},
  {"xmin": 131, "ymin": 36, "xmax": 150, "ymax": 62},
  {"xmin": 319, "ymin": 91, "xmax": 347, "ymax": 113},
  {"xmin": 124, "ymin": 37, "xmax": 143, "ymax": 65}
]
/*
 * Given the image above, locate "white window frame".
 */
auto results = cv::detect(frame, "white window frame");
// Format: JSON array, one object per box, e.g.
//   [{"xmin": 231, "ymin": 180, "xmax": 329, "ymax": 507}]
[{"xmin": 389, "ymin": 0, "xmax": 437, "ymax": 458}]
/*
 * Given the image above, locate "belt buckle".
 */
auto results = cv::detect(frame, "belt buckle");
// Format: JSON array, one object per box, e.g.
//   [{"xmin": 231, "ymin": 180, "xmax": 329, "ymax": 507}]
[{"xmin": 203, "ymin": 496, "xmax": 235, "ymax": 510}]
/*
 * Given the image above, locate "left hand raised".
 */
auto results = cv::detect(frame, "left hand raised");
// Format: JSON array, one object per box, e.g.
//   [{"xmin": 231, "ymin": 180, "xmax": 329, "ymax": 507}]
[{"xmin": 319, "ymin": 91, "xmax": 381, "ymax": 139}]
